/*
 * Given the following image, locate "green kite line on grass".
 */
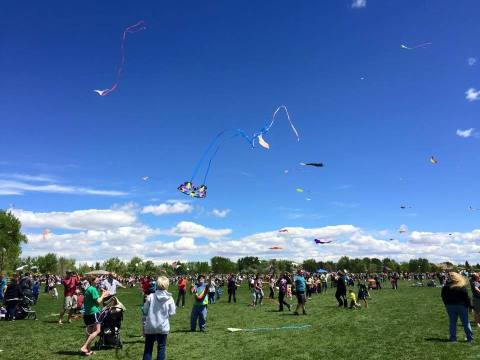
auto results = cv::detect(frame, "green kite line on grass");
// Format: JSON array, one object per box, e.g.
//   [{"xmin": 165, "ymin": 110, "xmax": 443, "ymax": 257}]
[{"xmin": 227, "ymin": 324, "xmax": 311, "ymax": 332}]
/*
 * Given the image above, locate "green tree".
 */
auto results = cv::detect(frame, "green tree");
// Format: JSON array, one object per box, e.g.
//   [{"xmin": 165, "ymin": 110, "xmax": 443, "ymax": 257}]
[
  {"xmin": 57, "ymin": 257, "xmax": 76, "ymax": 276},
  {"xmin": 78, "ymin": 263, "xmax": 93, "ymax": 274},
  {"xmin": 211, "ymin": 256, "xmax": 236, "ymax": 274},
  {"xmin": 336, "ymin": 256, "xmax": 351, "ymax": 271},
  {"xmin": 37, "ymin": 253, "xmax": 59, "ymax": 274},
  {"xmin": 302, "ymin": 259, "xmax": 318, "ymax": 273},
  {"xmin": 0, "ymin": 210, "xmax": 28, "ymax": 273},
  {"xmin": 127, "ymin": 257, "xmax": 143, "ymax": 275},
  {"xmin": 237, "ymin": 256, "xmax": 260, "ymax": 272},
  {"xmin": 104, "ymin": 257, "xmax": 126, "ymax": 275}
]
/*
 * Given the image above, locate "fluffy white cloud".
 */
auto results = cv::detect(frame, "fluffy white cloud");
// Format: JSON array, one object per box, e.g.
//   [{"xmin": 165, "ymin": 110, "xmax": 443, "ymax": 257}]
[
  {"xmin": 466, "ymin": 88, "xmax": 480, "ymax": 101},
  {"xmin": 0, "ymin": 179, "xmax": 126, "ymax": 196},
  {"xmin": 13, "ymin": 207, "xmax": 137, "ymax": 230},
  {"xmin": 211, "ymin": 209, "xmax": 230, "ymax": 218},
  {"xmin": 142, "ymin": 202, "xmax": 193, "ymax": 216},
  {"xmin": 456, "ymin": 128, "xmax": 475, "ymax": 138},
  {"xmin": 169, "ymin": 221, "xmax": 232, "ymax": 240},
  {"xmin": 351, "ymin": 0, "xmax": 366, "ymax": 8},
  {"xmin": 468, "ymin": 57, "xmax": 477, "ymax": 66}
]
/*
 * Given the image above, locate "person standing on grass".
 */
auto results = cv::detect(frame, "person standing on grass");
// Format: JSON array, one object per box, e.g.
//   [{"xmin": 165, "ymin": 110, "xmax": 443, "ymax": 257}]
[
  {"xmin": 441, "ymin": 272, "xmax": 473, "ymax": 343},
  {"xmin": 59, "ymin": 271, "xmax": 80, "ymax": 324},
  {"xmin": 102, "ymin": 273, "xmax": 125, "ymax": 302},
  {"xmin": 320, "ymin": 273, "xmax": 327, "ymax": 294},
  {"xmin": 0, "ymin": 274, "xmax": 6, "ymax": 303},
  {"xmin": 176, "ymin": 275, "xmax": 187, "ymax": 308},
  {"xmin": 335, "ymin": 272, "xmax": 347, "ymax": 308},
  {"xmin": 227, "ymin": 274, "xmax": 237, "ymax": 303},
  {"xmin": 391, "ymin": 273, "xmax": 398, "ymax": 290},
  {"xmin": 143, "ymin": 276, "xmax": 176, "ymax": 360},
  {"xmin": 254, "ymin": 274, "xmax": 264, "ymax": 306},
  {"xmin": 294, "ymin": 269, "xmax": 307, "ymax": 315},
  {"xmin": 471, "ymin": 273, "xmax": 480, "ymax": 327},
  {"xmin": 358, "ymin": 281, "xmax": 369, "ymax": 309},
  {"xmin": 190, "ymin": 274, "xmax": 208, "ymax": 332},
  {"xmin": 80, "ymin": 278, "xmax": 110, "ymax": 356},
  {"xmin": 277, "ymin": 273, "xmax": 291, "ymax": 312},
  {"xmin": 268, "ymin": 275, "xmax": 276, "ymax": 299},
  {"xmin": 208, "ymin": 277, "xmax": 216, "ymax": 304}
]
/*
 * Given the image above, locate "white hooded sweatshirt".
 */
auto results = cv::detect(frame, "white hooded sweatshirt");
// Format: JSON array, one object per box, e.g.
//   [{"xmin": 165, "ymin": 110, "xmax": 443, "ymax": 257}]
[{"xmin": 143, "ymin": 290, "xmax": 176, "ymax": 334}]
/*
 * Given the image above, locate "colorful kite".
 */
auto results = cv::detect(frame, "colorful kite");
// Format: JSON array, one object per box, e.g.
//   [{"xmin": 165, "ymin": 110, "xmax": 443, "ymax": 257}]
[
  {"xmin": 94, "ymin": 20, "xmax": 146, "ymax": 96},
  {"xmin": 401, "ymin": 42, "xmax": 432, "ymax": 50},
  {"xmin": 314, "ymin": 239, "xmax": 332, "ymax": 244},
  {"xmin": 430, "ymin": 156, "xmax": 438, "ymax": 164},
  {"xmin": 295, "ymin": 188, "xmax": 304, "ymax": 193},
  {"xmin": 42, "ymin": 228, "xmax": 50, "ymax": 240},
  {"xmin": 179, "ymin": 106, "xmax": 299, "ymax": 198},
  {"xmin": 269, "ymin": 246, "xmax": 284, "ymax": 250},
  {"xmin": 300, "ymin": 162, "xmax": 324, "ymax": 167}
]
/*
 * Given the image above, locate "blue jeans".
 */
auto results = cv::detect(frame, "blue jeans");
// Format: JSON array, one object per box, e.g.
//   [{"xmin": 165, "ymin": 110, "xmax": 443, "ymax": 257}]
[
  {"xmin": 446, "ymin": 304, "xmax": 473, "ymax": 341},
  {"xmin": 190, "ymin": 305, "xmax": 207, "ymax": 331},
  {"xmin": 143, "ymin": 333, "xmax": 167, "ymax": 360}
]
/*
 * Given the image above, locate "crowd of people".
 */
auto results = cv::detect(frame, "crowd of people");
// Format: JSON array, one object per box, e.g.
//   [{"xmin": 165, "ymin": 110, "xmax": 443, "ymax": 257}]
[{"xmin": 1, "ymin": 268, "xmax": 479, "ymax": 358}]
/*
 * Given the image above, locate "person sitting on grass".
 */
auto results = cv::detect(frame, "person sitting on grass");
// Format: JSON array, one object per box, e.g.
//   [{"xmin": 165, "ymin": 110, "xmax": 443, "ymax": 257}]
[
  {"xmin": 357, "ymin": 281, "xmax": 369, "ymax": 309},
  {"xmin": 441, "ymin": 272, "xmax": 473, "ymax": 343},
  {"xmin": 190, "ymin": 274, "xmax": 208, "ymax": 332},
  {"xmin": 143, "ymin": 276, "xmax": 176, "ymax": 360},
  {"xmin": 348, "ymin": 289, "xmax": 361, "ymax": 309},
  {"xmin": 80, "ymin": 278, "xmax": 110, "ymax": 356},
  {"xmin": 294, "ymin": 269, "xmax": 307, "ymax": 315}
]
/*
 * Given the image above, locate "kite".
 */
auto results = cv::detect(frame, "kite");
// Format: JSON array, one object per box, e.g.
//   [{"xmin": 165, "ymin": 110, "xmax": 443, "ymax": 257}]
[
  {"xmin": 278, "ymin": 229, "xmax": 289, "ymax": 233},
  {"xmin": 314, "ymin": 239, "xmax": 332, "ymax": 244},
  {"xmin": 269, "ymin": 246, "xmax": 284, "ymax": 250},
  {"xmin": 401, "ymin": 42, "xmax": 432, "ymax": 50},
  {"xmin": 227, "ymin": 324, "xmax": 311, "ymax": 333},
  {"xmin": 141, "ymin": 176, "xmax": 150, "ymax": 181},
  {"xmin": 430, "ymin": 156, "xmax": 438, "ymax": 164},
  {"xmin": 400, "ymin": 205, "xmax": 411, "ymax": 209},
  {"xmin": 178, "ymin": 182, "xmax": 207, "ymax": 199},
  {"xmin": 179, "ymin": 106, "xmax": 299, "ymax": 198},
  {"xmin": 94, "ymin": 20, "xmax": 146, "ymax": 96},
  {"xmin": 398, "ymin": 225, "xmax": 408, "ymax": 234},
  {"xmin": 388, "ymin": 238, "xmax": 395, "ymax": 241},
  {"xmin": 296, "ymin": 188, "xmax": 304, "ymax": 193},
  {"xmin": 469, "ymin": 206, "xmax": 477, "ymax": 212},
  {"xmin": 300, "ymin": 162, "xmax": 324, "ymax": 167},
  {"xmin": 42, "ymin": 229, "xmax": 50, "ymax": 240}
]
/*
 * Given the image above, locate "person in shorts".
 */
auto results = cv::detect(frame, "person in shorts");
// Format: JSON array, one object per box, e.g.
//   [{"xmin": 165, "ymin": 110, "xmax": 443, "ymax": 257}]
[
  {"xmin": 59, "ymin": 271, "xmax": 80, "ymax": 324},
  {"xmin": 294, "ymin": 269, "xmax": 307, "ymax": 315},
  {"xmin": 80, "ymin": 278, "xmax": 109, "ymax": 356}
]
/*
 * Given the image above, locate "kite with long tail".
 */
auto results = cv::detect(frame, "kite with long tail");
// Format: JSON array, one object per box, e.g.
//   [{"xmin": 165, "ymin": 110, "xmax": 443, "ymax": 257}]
[
  {"xmin": 94, "ymin": 20, "xmax": 146, "ymax": 96},
  {"xmin": 178, "ymin": 106, "xmax": 299, "ymax": 198}
]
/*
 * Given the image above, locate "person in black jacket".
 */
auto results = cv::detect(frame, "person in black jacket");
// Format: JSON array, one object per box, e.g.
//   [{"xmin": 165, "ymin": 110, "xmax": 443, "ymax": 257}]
[
  {"xmin": 335, "ymin": 272, "xmax": 347, "ymax": 308},
  {"xmin": 4, "ymin": 276, "xmax": 20, "ymax": 321},
  {"xmin": 441, "ymin": 272, "xmax": 474, "ymax": 342}
]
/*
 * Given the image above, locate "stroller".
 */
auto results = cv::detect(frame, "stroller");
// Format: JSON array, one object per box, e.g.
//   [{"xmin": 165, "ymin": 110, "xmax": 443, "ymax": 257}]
[
  {"xmin": 14, "ymin": 295, "xmax": 37, "ymax": 320},
  {"xmin": 95, "ymin": 296, "xmax": 125, "ymax": 349}
]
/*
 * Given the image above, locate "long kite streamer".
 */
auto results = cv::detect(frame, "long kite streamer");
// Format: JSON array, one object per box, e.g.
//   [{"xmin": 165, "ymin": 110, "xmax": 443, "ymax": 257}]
[
  {"xmin": 94, "ymin": 20, "xmax": 146, "ymax": 96},
  {"xmin": 179, "ymin": 106, "xmax": 299, "ymax": 198},
  {"xmin": 227, "ymin": 324, "xmax": 311, "ymax": 333},
  {"xmin": 400, "ymin": 42, "xmax": 432, "ymax": 50}
]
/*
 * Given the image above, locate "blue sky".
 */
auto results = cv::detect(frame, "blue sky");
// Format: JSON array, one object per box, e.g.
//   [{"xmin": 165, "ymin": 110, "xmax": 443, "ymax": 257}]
[{"xmin": 2, "ymin": 1, "xmax": 480, "ymax": 264}]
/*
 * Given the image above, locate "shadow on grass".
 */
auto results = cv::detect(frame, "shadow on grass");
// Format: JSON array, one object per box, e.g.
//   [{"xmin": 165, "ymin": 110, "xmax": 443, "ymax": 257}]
[
  {"xmin": 425, "ymin": 337, "xmax": 451, "ymax": 343},
  {"xmin": 122, "ymin": 340, "xmax": 144, "ymax": 345},
  {"xmin": 170, "ymin": 329, "xmax": 196, "ymax": 333},
  {"xmin": 55, "ymin": 351, "xmax": 83, "ymax": 356}
]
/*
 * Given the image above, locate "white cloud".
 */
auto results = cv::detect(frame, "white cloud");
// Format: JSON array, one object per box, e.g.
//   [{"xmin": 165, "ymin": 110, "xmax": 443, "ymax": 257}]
[
  {"xmin": 468, "ymin": 57, "xmax": 477, "ymax": 66},
  {"xmin": 466, "ymin": 88, "xmax": 480, "ymax": 101},
  {"xmin": 211, "ymin": 209, "xmax": 231, "ymax": 218},
  {"xmin": 169, "ymin": 221, "xmax": 232, "ymax": 240},
  {"xmin": 0, "ymin": 173, "xmax": 57, "ymax": 183},
  {"xmin": 456, "ymin": 128, "xmax": 475, "ymax": 138},
  {"xmin": 0, "ymin": 179, "xmax": 126, "ymax": 196},
  {"xmin": 142, "ymin": 202, "xmax": 193, "ymax": 216},
  {"xmin": 13, "ymin": 207, "xmax": 137, "ymax": 230},
  {"xmin": 351, "ymin": 0, "xmax": 366, "ymax": 8}
]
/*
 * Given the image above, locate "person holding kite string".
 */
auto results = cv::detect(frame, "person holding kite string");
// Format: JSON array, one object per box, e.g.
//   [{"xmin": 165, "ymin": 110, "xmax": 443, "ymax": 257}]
[{"xmin": 190, "ymin": 274, "xmax": 208, "ymax": 332}]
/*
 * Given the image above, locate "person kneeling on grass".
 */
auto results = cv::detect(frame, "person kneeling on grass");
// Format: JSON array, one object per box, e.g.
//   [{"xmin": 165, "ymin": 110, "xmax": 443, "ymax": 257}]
[
  {"xmin": 143, "ymin": 276, "xmax": 176, "ymax": 360},
  {"xmin": 348, "ymin": 290, "xmax": 361, "ymax": 309},
  {"xmin": 190, "ymin": 274, "xmax": 208, "ymax": 332},
  {"xmin": 80, "ymin": 278, "xmax": 110, "ymax": 356}
]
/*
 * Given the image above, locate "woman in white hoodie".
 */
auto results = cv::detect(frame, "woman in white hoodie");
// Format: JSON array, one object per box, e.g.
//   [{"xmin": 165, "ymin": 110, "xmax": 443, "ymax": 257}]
[{"xmin": 143, "ymin": 276, "xmax": 176, "ymax": 360}]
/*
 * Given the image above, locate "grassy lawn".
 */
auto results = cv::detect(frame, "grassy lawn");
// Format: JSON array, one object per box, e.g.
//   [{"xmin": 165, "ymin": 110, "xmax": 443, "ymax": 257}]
[{"xmin": 1, "ymin": 281, "xmax": 479, "ymax": 359}]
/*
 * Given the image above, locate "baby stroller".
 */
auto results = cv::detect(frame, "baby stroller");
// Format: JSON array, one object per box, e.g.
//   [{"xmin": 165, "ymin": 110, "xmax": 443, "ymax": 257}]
[
  {"xmin": 95, "ymin": 296, "xmax": 125, "ymax": 349},
  {"xmin": 15, "ymin": 295, "xmax": 37, "ymax": 320}
]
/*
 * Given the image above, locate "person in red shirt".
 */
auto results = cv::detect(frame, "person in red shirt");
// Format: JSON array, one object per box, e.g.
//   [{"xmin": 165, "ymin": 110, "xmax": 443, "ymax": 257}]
[
  {"xmin": 176, "ymin": 276, "xmax": 187, "ymax": 308},
  {"xmin": 141, "ymin": 276, "xmax": 151, "ymax": 302},
  {"xmin": 59, "ymin": 271, "xmax": 80, "ymax": 324}
]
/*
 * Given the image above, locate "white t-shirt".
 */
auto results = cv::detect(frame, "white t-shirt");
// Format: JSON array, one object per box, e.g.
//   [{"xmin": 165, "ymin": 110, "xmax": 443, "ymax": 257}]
[{"xmin": 103, "ymin": 278, "xmax": 121, "ymax": 295}]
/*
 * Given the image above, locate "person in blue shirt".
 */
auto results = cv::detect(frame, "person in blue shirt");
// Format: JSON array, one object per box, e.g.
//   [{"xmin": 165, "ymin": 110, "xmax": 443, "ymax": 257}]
[
  {"xmin": 32, "ymin": 278, "xmax": 40, "ymax": 304},
  {"xmin": 293, "ymin": 269, "xmax": 307, "ymax": 315},
  {"xmin": 0, "ymin": 275, "xmax": 6, "ymax": 302}
]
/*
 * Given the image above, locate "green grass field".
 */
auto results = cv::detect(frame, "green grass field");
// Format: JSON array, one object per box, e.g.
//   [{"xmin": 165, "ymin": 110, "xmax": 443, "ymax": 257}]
[{"xmin": 1, "ymin": 281, "xmax": 479, "ymax": 360}]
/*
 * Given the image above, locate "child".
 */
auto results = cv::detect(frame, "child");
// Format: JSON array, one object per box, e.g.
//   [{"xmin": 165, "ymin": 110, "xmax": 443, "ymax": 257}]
[
  {"xmin": 143, "ymin": 276, "xmax": 176, "ymax": 360},
  {"xmin": 348, "ymin": 289, "xmax": 361, "ymax": 309},
  {"xmin": 32, "ymin": 280, "xmax": 40, "ymax": 304},
  {"xmin": 208, "ymin": 279, "xmax": 216, "ymax": 304},
  {"xmin": 287, "ymin": 284, "xmax": 293, "ymax": 301},
  {"xmin": 358, "ymin": 282, "xmax": 369, "ymax": 309},
  {"xmin": 190, "ymin": 275, "xmax": 208, "ymax": 331}
]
